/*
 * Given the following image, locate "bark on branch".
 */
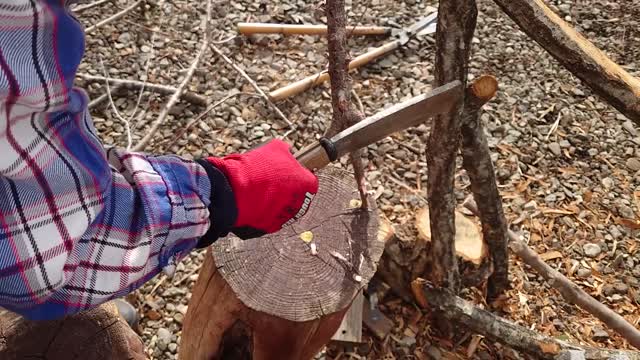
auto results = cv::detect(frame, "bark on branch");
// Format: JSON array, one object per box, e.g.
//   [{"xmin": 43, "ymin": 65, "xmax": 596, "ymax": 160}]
[
  {"xmin": 464, "ymin": 199, "xmax": 640, "ymax": 350},
  {"xmin": 492, "ymin": 0, "xmax": 640, "ymax": 124},
  {"xmin": 326, "ymin": 0, "xmax": 368, "ymax": 208},
  {"xmin": 427, "ymin": 0, "xmax": 478, "ymax": 292},
  {"xmin": 460, "ymin": 75, "xmax": 510, "ymax": 299},
  {"xmin": 412, "ymin": 279, "xmax": 640, "ymax": 360}
]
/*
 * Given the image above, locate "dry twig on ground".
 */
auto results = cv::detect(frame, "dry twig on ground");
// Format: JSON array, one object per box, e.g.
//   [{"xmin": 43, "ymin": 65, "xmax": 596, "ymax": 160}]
[
  {"xmin": 464, "ymin": 198, "xmax": 640, "ymax": 350},
  {"xmin": 72, "ymin": 0, "xmax": 112, "ymax": 14},
  {"xmin": 85, "ymin": 0, "xmax": 144, "ymax": 34},
  {"xmin": 78, "ymin": 74, "xmax": 208, "ymax": 106},
  {"xmin": 209, "ymin": 45, "xmax": 292, "ymax": 127},
  {"xmin": 325, "ymin": 0, "xmax": 368, "ymax": 208},
  {"xmin": 132, "ymin": 0, "xmax": 212, "ymax": 151},
  {"xmin": 412, "ymin": 279, "xmax": 640, "ymax": 359}
]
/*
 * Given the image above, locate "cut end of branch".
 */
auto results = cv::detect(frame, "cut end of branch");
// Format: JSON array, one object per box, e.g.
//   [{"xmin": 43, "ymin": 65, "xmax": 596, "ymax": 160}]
[
  {"xmin": 416, "ymin": 207, "xmax": 488, "ymax": 265},
  {"xmin": 470, "ymin": 75, "xmax": 498, "ymax": 102},
  {"xmin": 378, "ymin": 215, "xmax": 395, "ymax": 244}
]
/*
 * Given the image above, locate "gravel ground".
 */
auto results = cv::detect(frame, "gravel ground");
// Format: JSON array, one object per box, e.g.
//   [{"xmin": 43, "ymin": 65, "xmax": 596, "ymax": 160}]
[{"xmin": 74, "ymin": 0, "xmax": 639, "ymax": 358}]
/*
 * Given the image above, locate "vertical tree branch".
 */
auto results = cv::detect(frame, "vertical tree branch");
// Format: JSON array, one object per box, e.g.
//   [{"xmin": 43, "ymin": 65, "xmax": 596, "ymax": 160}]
[
  {"xmin": 460, "ymin": 75, "xmax": 510, "ymax": 300},
  {"xmin": 326, "ymin": 0, "xmax": 368, "ymax": 208},
  {"xmin": 427, "ymin": 0, "xmax": 478, "ymax": 292}
]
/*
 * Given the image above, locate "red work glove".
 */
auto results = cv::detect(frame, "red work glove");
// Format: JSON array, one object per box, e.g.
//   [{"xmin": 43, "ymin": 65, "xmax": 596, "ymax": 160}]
[{"xmin": 196, "ymin": 139, "xmax": 318, "ymax": 245}]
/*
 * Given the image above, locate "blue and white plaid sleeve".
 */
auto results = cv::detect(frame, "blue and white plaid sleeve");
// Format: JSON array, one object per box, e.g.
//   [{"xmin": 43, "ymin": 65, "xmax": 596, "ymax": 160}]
[{"xmin": 0, "ymin": 0, "xmax": 213, "ymax": 320}]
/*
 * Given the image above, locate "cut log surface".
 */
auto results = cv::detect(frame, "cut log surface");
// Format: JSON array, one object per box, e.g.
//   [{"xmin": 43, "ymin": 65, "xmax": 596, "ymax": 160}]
[
  {"xmin": 181, "ymin": 167, "xmax": 383, "ymax": 360},
  {"xmin": 416, "ymin": 208, "xmax": 487, "ymax": 265},
  {"xmin": 212, "ymin": 167, "xmax": 381, "ymax": 322},
  {"xmin": 0, "ymin": 302, "xmax": 145, "ymax": 360}
]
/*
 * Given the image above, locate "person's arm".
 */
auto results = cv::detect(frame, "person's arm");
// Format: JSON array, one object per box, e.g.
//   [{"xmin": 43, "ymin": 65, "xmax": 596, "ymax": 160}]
[{"xmin": 0, "ymin": 0, "xmax": 317, "ymax": 320}]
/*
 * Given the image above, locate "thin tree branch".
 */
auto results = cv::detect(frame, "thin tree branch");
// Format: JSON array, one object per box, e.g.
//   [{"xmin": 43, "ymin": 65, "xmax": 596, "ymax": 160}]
[
  {"xmin": 412, "ymin": 279, "xmax": 640, "ymax": 359},
  {"xmin": 78, "ymin": 74, "xmax": 208, "ymax": 106},
  {"xmin": 460, "ymin": 75, "xmax": 510, "ymax": 300},
  {"xmin": 464, "ymin": 198, "xmax": 640, "ymax": 350},
  {"xmin": 85, "ymin": 0, "xmax": 144, "ymax": 34},
  {"xmin": 158, "ymin": 92, "xmax": 260, "ymax": 151},
  {"xmin": 100, "ymin": 58, "xmax": 132, "ymax": 149},
  {"xmin": 72, "ymin": 0, "xmax": 112, "ymax": 14},
  {"xmin": 131, "ymin": 0, "xmax": 212, "ymax": 152},
  {"xmin": 209, "ymin": 44, "xmax": 292, "ymax": 127},
  {"xmin": 326, "ymin": 0, "xmax": 368, "ymax": 208}
]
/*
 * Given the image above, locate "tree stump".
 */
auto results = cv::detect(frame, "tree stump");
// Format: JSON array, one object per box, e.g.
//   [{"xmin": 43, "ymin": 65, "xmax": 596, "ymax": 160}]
[
  {"xmin": 0, "ymin": 302, "xmax": 145, "ymax": 360},
  {"xmin": 180, "ymin": 167, "xmax": 383, "ymax": 360}
]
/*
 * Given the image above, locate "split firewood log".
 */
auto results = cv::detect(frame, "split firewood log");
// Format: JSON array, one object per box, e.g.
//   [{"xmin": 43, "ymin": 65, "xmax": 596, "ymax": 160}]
[{"xmin": 180, "ymin": 167, "xmax": 383, "ymax": 360}]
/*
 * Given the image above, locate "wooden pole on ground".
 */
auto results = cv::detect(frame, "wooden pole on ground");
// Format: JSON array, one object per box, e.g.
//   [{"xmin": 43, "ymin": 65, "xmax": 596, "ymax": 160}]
[
  {"xmin": 180, "ymin": 168, "xmax": 384, "ymax": 359},
  {"xmin": 492, "ymin": 0, "xmax": 640, "ymax": 124}
]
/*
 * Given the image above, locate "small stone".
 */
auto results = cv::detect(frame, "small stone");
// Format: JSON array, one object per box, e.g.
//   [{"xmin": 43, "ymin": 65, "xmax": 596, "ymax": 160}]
[
  {"xmin": 157, "ymin": 328, "xmax": 172, "ymax": 351},
  {"xmin": 523, "ymin": 200, "xmax": 538, "ymax": 211},
  {"xmin": 587, "ymin": 148, "xmax": 599, "ymax": 156},
  {"xmin": 174, "ymin": 313, "xmax": 184, "ymax": 324},
  {"xmin": 583, "ymin": 243, "xmax": 601, "ymax": 258},
  {"xmin": 622, "ymin": 121, "xmax": 638, "ymax": 136},
  {"xmin": 614, "ymin": 282, "xmax": 629, "ymax": 294},
  {"xmin": 168, "ymin": 343, "xmax": 177, "ymax": 353},
  {"xmin": 576, "ymin": 268, "xmax": 592, "ymax": 278},
  {"xmin": 559, "ymin": 139, "xmax": 571, "ymax": 148},
  {"xmin": 626, "ymin": 158, "xmax": 640, "ymax": 171},
  {"xmin": 592, "ymin": 328, "xmax": 609, "ymax": 342},
  {"xmin": 601, "ymin": 177, "xmax": 614, "ymax": 189},
  {"xmin": 548, "ymin": 142, "xmax": 562, "ymax": 156},
  {"xmin": 425, "ymin": 346, "xmax": 442, "ymax": 360}
]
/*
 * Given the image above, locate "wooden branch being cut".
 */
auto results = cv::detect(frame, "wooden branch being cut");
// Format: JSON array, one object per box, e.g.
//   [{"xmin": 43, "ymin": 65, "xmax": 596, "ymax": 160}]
[
  {"xmin": 460, "ymin": 75, "xmax": 510, "ymax": 300},
  {"xmin": 325, "ymin": 0, "xmax": 368, "ymax": 208},
  {"xmin": 427, "ymin": 0, "xmax": 478, "ymax": 292},
  {"xmin": 492, "ymin": 0, "xmax": 640, "ymax": 124},
  {"xmin": 464, "ymin": 199, "xmax": 640, "ymax": 350},
  {"xmin": 412, "ymin": 279, "xmax": 640, "ymax": 360},
  {"xmin": 78, "ymin": 74, "xmax": 208, "ymax": 106},
  {"xmin": 131, "ymin": 0, "xmax": 211, "ymax": 151}
]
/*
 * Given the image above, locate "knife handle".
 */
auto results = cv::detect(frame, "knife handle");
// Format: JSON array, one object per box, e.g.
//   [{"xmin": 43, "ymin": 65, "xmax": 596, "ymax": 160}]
[{"xmin": 294, "ymin": 138, "xmax": 338, "ymax": 171}]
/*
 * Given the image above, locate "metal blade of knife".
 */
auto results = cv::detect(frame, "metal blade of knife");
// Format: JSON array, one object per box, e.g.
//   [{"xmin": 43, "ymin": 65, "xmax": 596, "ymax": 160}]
[{"xmin": 294, "ymin": 80, "xmax": 463, "ymax": 170}]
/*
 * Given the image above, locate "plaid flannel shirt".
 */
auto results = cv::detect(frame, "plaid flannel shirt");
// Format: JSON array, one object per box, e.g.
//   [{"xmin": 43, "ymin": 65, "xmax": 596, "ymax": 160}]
[{"xmin": 0, "ymin": 0, "xmax": 214, "ymax": 320}]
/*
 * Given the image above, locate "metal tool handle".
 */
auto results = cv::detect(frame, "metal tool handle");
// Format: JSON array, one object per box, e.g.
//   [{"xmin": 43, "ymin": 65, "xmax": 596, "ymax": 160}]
[{"xmin": 294, "ymin": 138, "xmax": 337, "ymax": 171}]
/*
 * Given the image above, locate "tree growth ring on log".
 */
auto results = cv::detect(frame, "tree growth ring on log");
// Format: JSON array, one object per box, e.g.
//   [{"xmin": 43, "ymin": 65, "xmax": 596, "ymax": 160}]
[{"xmin": 212, "ymin": 166, "xmax": 382, "ymax": 322}]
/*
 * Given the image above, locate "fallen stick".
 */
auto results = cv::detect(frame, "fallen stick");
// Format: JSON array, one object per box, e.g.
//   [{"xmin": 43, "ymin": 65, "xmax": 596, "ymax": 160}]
[
  {"xmin": 492, "ymin": 0, "xmax": 640, "ymax": 124},
  {"xmin": 412, "ymin": 279, "xmax": 640, "ymax": 360},
  {"xmin": 464, "ymin": 198, "xmax": 640, "ymax": 350},
  {"xmin": 87, "ymin": 83, "xmax": 124, "ymax": 109},
  {"xmin": 460, "ymin": 75, "xmax": 510, "ymax": 299},
  {"xmin": 85, "ymin": 0, "xmax": 144, "ymax": 34},
  {"xmin": 78, "ymin": 74, "xmax": 208, "ymax": 106},
  {"xmin": 131, "ymin": 0, "xmax": 211, "ymax": 151},
  {"xmin": 72, "ymin": 0, "xmax": 112, "ymax": 13},
  {"xmin": 210, "ymin": 44, "xmax": 292, "ymax": 127}
]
